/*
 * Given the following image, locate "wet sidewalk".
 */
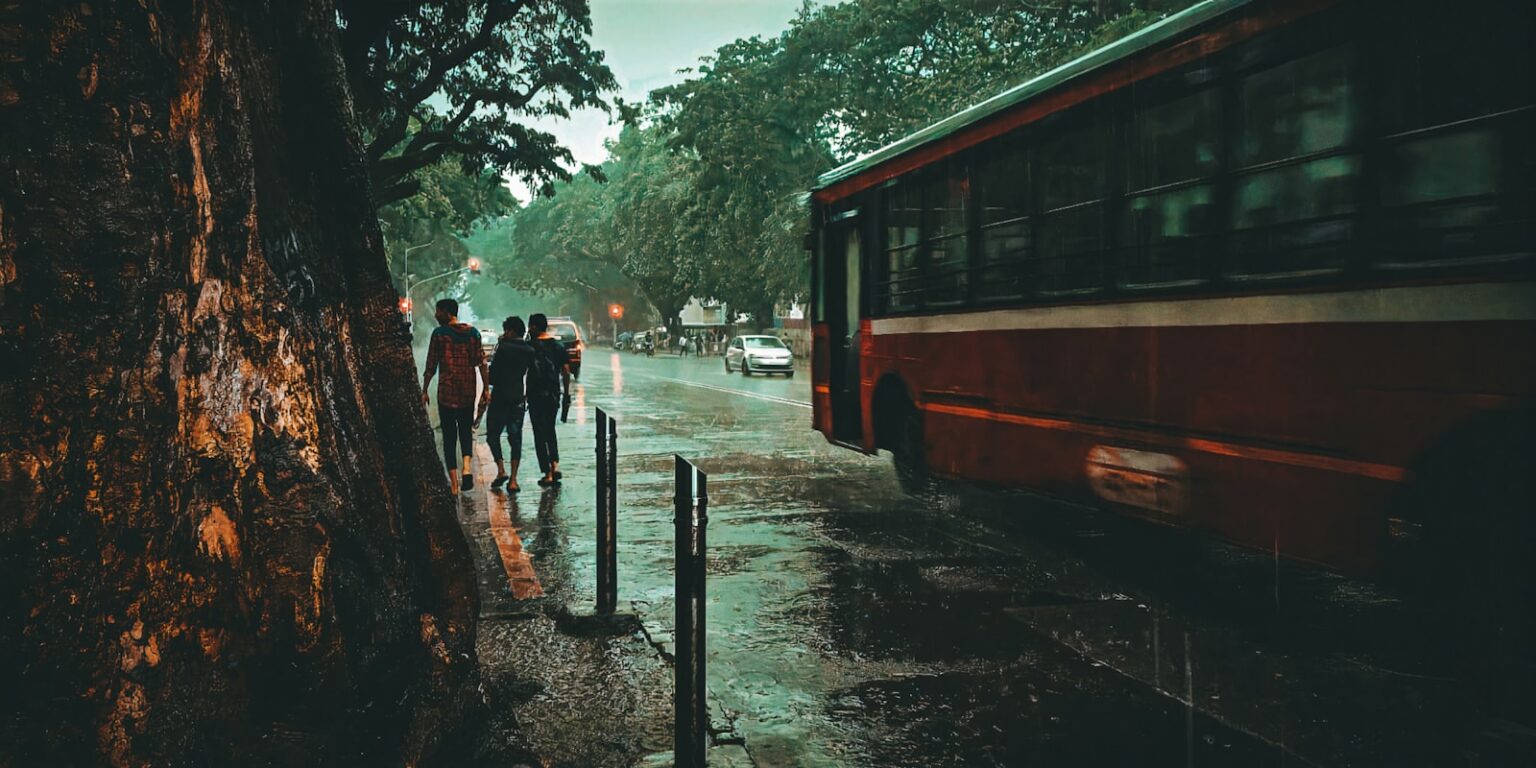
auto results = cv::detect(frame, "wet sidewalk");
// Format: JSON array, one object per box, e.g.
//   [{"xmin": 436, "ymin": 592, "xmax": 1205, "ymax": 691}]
[{"xmin": 450, "ymin": 402, "xmax": 754, "ymax": 767}]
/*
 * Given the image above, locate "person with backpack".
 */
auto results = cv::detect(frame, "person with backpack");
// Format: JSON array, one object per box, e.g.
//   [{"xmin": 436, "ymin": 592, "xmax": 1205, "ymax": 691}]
[
  {"xmin": 526, "ymin": 313, "xmax": 571, "ymax": 488},
  {"xmin": 484, "ymin": 315, "xmax": 535, "ymax": 493},
  {"xmin": 421, "ymin": 298, "xmax": 488, "ymax": 495}
]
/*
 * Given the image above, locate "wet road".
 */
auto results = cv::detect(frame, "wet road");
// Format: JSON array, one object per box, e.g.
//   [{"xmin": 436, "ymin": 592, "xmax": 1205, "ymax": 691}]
[{"xmin": 446, "ymin": 349, "xmax": 1532, "ymax": 767}]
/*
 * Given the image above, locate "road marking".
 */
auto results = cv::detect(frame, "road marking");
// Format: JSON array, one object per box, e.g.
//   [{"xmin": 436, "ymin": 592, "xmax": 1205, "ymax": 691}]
[
  {"xmin": 474, "ymin": 445, "xmax": 544, "ymax": 599},
  {"xmin": 585, "ymin": 359, "xmax": 813, "ymax": 409},
  {"xmin": 649, "ymin": 374, "xmax": 813, "ymax": 409}
]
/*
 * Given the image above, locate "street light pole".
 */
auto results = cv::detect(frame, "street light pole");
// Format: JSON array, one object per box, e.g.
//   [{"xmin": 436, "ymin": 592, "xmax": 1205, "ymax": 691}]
[
  {"xmin": 405, "ymin": 258, "xmax": 482, "ymax": 327},
  {"xmin": 608, "ymin": 303, "xmax": 623, "ymax": 346},
  {"xmin": 398, "ymin": 240, "xmax": 435, "ymax": 324},
  {"xmin": 400, "ymin": 240, "xmax": 434, "ymax": 287}
]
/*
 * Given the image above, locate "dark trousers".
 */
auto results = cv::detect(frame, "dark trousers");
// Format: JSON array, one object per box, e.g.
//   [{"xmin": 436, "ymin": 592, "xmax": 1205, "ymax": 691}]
[
  {"xmin": 486, "ymin": 402, "xmax": 526, "ymax": 464},
  {"xmin": 528, "ymin": 394, "xmax": 560, "ymax": 474},
  {"xmin": 438, "ymin": 405, "xmax": 473, "ymax": 469}
]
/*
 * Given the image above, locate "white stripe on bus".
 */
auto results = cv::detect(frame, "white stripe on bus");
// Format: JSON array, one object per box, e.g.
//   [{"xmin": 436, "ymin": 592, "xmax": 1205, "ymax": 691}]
[{"xmin": 869, "ymin": 281, "xmax": 1536, "ymax": 335}]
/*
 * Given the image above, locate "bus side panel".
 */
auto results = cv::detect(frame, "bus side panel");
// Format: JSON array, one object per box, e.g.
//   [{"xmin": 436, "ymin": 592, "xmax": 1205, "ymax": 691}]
[{"xmin": 866, "ymin": 313, "xmax": 1535, "ymax": 573}]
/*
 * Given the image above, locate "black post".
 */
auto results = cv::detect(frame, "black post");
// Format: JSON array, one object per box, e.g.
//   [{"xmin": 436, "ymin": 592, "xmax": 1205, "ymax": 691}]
[
  {"xmin": 674, "ymin": 456, "xmax": 709, "ymax": 767},
  {"xmin": 596, "ymin": 408, "xmax": 616, "ymax": 614},
  {"xmin": 605, "ymin": 415, "xmax": 618, "ymax": 608}
]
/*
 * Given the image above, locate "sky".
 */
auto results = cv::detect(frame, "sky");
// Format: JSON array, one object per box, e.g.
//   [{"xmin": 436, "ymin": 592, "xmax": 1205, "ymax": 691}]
[{"xmin": 509, "ymin": 0, "xmax": 813, "ymax": 201}]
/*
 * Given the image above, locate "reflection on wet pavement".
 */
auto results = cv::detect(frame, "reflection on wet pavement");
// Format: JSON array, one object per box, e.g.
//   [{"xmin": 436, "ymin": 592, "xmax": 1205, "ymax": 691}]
[{"xmin": 441, "ymin": 350, "xmax": 1530, "ymax": 767}]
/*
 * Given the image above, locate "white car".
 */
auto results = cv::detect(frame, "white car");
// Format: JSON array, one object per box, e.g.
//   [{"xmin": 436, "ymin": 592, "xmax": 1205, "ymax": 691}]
[
  {"xmin": 480, "ymin": 328, "xmax": 498, "ymax": 359},
  {"xmin": 725, "ymin": 335, "xmax": 794, "ymax": 377}
]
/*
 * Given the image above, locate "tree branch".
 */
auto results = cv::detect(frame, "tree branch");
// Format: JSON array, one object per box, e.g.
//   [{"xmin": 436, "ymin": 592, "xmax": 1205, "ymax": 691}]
[
  {"xmin": 401, "ymin": 0, "xmax": 528, "ymax": 108},
  {"xmin": 376, "ymin": 178, "xmax": 424, "ymax": 207},
  {"xmin": 365, "ymin": 0, "xmax": 529, "ymax": 162}
]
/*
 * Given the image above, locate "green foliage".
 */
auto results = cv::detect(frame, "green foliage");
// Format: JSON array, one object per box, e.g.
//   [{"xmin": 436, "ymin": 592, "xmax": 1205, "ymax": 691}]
[
  {"xmin": 504, "ymin": 0, "xmax": 1186, "ymax": 328},
  {"xmin": 337, "ymin": 0, "xmax": 619, "ymax": 207},
  {"xmin": 380, "ymin": 158, "xmax": 514, "ymax": 292},
  {"xmin": 497, "ymin": 127, "xmax": 698, "ymax": 326}
]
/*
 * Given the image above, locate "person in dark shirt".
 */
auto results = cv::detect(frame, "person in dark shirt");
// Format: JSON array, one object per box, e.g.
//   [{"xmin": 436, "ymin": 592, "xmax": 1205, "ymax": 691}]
[
  {"xmin": 422, "ymin": 297, "xmax": 488, "ymax": 495},
  {"xmin": 485, "ymin": 315, "xmax": 535, "ymax": 492},
  {"xmin": 526, "ymin": 313, "xmax": 571, "ymax": 487}
]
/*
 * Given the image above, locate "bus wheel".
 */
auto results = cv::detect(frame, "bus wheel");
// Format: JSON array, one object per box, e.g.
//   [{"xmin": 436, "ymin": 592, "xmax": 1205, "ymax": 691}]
[
  {"xmin": 891, "ymin": 395, "xmax": 933, "ymax": 496},
  {"xmin": 1409, "ymin": 417, "xmax": 1535, "ymax": 717}
]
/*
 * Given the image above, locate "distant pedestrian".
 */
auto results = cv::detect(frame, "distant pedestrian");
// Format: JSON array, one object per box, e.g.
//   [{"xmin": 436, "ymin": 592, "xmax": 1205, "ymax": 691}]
[
  {"xmin": 485, "ymin": 315, "xmax": 535, "ymax": 493},
  {"xmin": 527, "ymin": 313, "xmax": 572, "ymax": 487},
  {"xmin": 422, "ymin": 298, "xmax": 488, "ymax": 495}
]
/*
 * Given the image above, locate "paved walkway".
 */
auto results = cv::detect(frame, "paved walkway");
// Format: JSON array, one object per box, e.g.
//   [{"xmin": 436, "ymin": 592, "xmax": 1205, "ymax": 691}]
[{"xmin": 448, "ymin": 396, "xmax": 753, "ymax": 767}]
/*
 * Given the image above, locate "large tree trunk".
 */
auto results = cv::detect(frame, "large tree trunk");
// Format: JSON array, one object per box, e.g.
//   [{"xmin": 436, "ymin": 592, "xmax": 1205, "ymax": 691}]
[{"xmin": 0, "ymin": 2, "xmax": 479, "ymax": 765}]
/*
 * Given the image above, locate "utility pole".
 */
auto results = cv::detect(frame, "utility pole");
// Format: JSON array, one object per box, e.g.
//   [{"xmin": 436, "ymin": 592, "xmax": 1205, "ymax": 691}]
[{"xmin": 405, "ymin": 258, "xmax": 481, "ymax": 327}]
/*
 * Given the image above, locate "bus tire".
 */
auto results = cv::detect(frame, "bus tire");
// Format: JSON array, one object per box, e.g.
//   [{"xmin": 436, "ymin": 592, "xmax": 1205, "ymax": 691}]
[
  {"xmin": 1405, "ymin": 414, "xmax": 1535, "ymax": 715},
  {"xmin": 890, "ymin": 393, "xmax": 935, "ymax": 497}
]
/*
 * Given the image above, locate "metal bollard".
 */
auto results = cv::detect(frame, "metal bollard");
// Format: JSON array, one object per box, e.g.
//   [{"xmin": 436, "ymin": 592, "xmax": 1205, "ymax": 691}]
[
  {"xmin": 674, "ymin": 456, "xmax": 709, "ymax": 768},
  {"xmin": 605, "ymin": 414, "xmax": 617, "ymax": 606},
  {"xmin": 596, "ymin": 408, "xmax": 618, "ymax": 614}
]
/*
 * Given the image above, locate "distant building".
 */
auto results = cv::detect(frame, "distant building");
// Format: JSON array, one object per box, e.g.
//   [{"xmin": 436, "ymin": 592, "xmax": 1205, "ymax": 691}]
[{"xmin": 679, "ymin": 297, "xmax": 729, "ymax": 329}]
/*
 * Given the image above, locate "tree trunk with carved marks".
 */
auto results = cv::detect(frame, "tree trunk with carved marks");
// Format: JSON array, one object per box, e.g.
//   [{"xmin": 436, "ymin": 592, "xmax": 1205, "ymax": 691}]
[{"xmin": 0, "ymin": 3, "xmax": 482, "ymax": 765}]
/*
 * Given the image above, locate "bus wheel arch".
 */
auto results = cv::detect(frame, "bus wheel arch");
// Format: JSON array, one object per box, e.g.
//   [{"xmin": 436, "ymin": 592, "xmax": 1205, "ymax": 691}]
[
  {"xmin": 872, "ymin": 375, "xmax": 930, "ymax": 493},
  {"xmin": 1393, "ymin": 407, "xmax": 1535, "ymax": 700}
]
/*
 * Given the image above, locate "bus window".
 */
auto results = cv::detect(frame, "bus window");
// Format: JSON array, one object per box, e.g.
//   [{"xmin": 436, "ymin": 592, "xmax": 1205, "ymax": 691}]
[
  {"xmin": 1229, "ymin": 45, "xmax": 1360, "ymax": 280},
  {"xmin": 975, "ymin": 141, "xmax": 1031, "ymax": 302},
  {"xmin": 880, "ymin": 181, "xmax": 922, "ymax": 312},
  {"xmin": 923, "ymin": 162, "xmax": 969, "ymax": 306},
  {"xmin": 1374, "ymin": 1, "xmax": 1534, "ymax": 268},
  {"xmin": 1377, "ymin": 0, "xmax": 1532, "ymax": 135},
  {"xmin": 1035, "ymin": 113, "xmax": 1109, "ymax": 296},
  {"xmin": 1119, "ymin": 87, "xmax": 1220, "ymax": 288},
  {"xmin": 1378, "ymin": 128, "xmax": 1518, "ymax": 267}
]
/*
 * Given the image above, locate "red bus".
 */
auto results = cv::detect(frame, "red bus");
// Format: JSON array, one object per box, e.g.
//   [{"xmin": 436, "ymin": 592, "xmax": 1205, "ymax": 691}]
[{"xmin": 808, "ymin": 0, "xmax": 1534, "ymax": 581}]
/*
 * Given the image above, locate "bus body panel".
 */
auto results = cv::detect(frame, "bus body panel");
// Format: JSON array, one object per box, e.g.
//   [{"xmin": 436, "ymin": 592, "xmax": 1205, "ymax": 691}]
[{"xmin": 849, "ymin": 288, "xmax": 1534, "ymax": 571}]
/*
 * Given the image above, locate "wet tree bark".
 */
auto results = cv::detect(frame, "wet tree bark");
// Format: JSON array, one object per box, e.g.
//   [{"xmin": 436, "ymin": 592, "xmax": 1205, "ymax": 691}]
[{"xmin": 0, "ymin": 2, "xmax": 481, "ymax": 765}]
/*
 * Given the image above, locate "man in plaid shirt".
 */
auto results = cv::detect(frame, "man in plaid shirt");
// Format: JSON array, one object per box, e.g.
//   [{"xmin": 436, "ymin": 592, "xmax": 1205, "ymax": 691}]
[{"xmin": 422, "ymin": 297, "xmax": 489, "ymax": 494}]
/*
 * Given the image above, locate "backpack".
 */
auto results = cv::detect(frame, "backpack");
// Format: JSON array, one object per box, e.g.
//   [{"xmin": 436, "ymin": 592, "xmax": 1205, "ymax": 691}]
[{"xmin": 531, "ymin": 338, "xmax": 562, "ymax": 395}]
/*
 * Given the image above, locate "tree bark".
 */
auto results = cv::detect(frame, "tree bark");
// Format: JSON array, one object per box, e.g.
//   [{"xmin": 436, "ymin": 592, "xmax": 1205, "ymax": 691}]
[{"xmin": 0, "ymin": 2, "xmax": 479, "ymax": 765}]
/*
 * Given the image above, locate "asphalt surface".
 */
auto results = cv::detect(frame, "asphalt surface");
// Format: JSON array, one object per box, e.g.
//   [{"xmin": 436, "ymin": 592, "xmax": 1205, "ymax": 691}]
[{"xmin": 435, "ymin": 348, "xmax": 1533, "ymax": 767}]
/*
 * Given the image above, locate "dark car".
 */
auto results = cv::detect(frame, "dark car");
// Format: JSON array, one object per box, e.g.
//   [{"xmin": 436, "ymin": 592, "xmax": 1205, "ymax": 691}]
[{"xmin": 547, "ymin": 316, "xmax": 584, "ymax": 379}]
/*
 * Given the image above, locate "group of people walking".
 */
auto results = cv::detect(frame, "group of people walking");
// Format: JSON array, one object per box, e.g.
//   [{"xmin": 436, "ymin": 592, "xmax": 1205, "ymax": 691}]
[
  {"xmin": 420, "ymin": 298, "xmax": 571, "ymax": 495},
  {"xmin": 664, "ymin": 329, "xmax": 728, "ymax": 357}
]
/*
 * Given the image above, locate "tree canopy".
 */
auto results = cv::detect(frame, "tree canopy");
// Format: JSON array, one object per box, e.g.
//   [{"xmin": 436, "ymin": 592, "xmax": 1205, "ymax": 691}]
[
  {"xmin": 495, "ymin": 127, "xmax": 700, "ymax": 327},
  {"xmin": 337, "ymin": 0, "xmax": 618, "ymax": 207},
  {"xmin": 496, "ymin": 0, "xmax": 1183, "ymax": 328},
  {"xmin": 379, "ymin": 155, "xmax": 514, "ymax": 307}
]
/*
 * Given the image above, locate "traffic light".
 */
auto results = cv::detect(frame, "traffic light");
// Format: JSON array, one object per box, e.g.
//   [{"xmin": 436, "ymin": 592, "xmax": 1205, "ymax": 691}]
[
  {"xmin": 609, "ymin": 303, "xmax": 624, "ymax": 319},
  {"xmin": 398, "ymin": 296, "xmax": 412, "ymax": 314},
  {"xmin": 467, "ymin": 257, "xmax": 481, "ymax": 274}
]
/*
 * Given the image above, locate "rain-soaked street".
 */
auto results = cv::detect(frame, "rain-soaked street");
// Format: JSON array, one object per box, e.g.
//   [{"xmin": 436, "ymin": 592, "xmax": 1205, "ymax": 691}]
[{"xmin": 443, "ymin": 350, "xmax": 1530, "ymax": 768}]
